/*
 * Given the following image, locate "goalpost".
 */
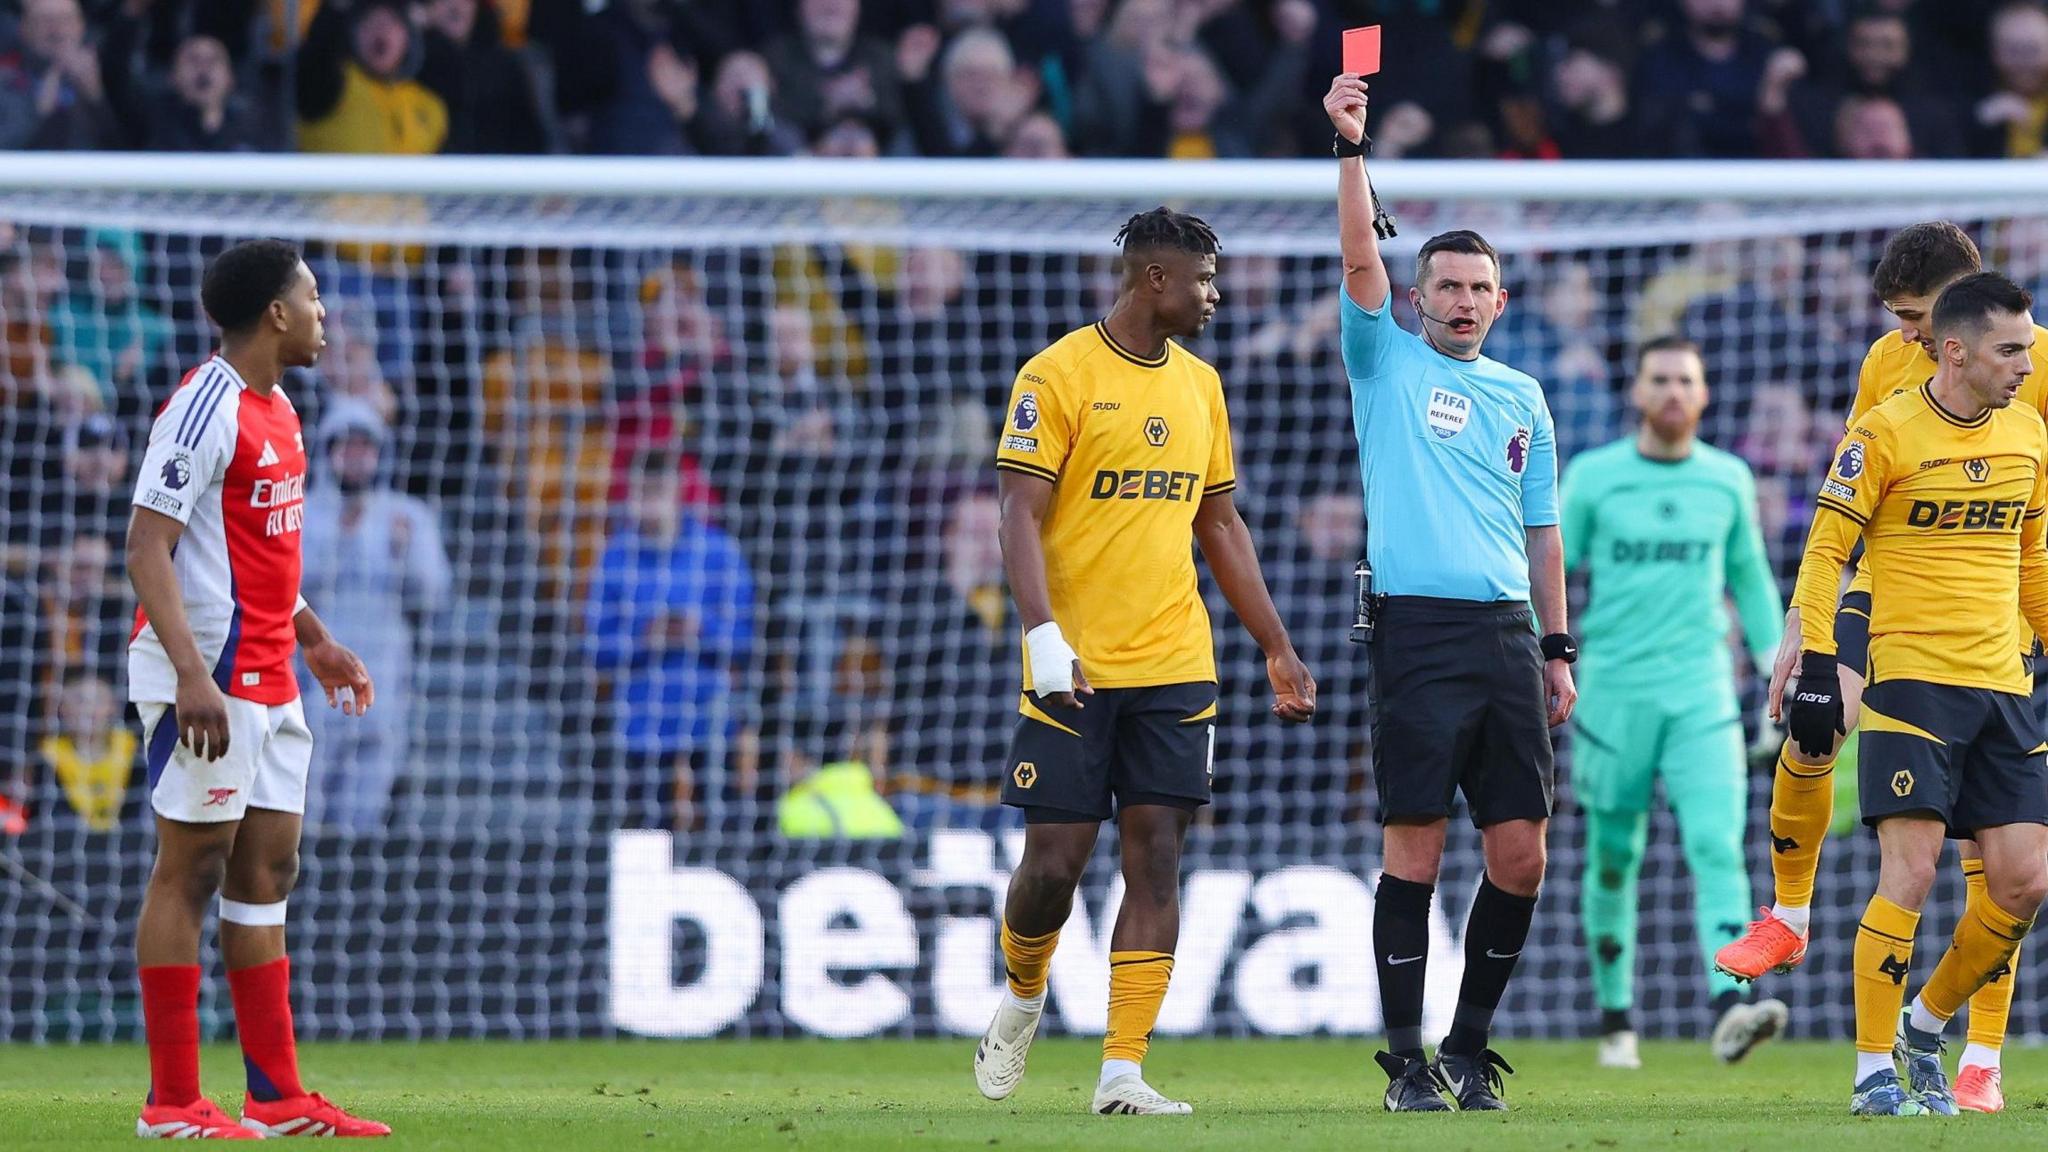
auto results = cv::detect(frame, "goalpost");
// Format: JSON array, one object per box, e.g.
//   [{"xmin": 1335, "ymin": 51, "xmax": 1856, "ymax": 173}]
[{"xmin": 1, "ymin": 155, "xmax": 2042, "ymax": 1042}]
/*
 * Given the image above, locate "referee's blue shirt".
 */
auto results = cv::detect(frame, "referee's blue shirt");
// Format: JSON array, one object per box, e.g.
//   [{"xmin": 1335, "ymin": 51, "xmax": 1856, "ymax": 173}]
[{"xmin": 1341, "ymin": 287, "xmax": 1559, "ymax": 603}]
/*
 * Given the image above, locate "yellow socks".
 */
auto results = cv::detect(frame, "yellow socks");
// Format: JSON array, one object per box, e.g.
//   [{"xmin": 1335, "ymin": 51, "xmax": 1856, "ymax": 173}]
[
  {"xmin": 1769, "ymin": 746, "xmax": 1835, "ymax": 913},
  {"xmin": 1000, "ymin": 921, "xmax": 1060, "ymax": 1000},
  {"xmin": 1103, "ymin": 951, "xmax": 1173, "ymax": 1065},
  {"xmin": 1921, "ymin": 885, "xmax": 2033, "ymax": 1025},
  {"xmin": 1855, "ymin": 894, "xmax": 1919, "ymax": 1054},
  {"xmin": 1961, "ymin": 861, "xmax": 2019, "ymax": 1049},
  {"xmin": 1001, "ymin": 925, "xmax": 1179, "ymax": 1070}
]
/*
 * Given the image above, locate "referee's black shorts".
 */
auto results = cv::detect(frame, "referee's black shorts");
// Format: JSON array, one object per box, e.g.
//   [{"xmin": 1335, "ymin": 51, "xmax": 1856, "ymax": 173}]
[{"xmin": 1368, "ymin": 596, "xmax": 1554, "ymax": 828}]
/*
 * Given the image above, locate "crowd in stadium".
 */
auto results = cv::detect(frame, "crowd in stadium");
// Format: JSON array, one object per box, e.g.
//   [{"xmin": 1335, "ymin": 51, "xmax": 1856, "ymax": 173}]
[
  {"xmin": 0, "ymin": 0, "xmax": 2045, "ymax": 160},
  {"xmin": 0, "ymin": 218, "xmax": 2040, "ymax": 839},
  {"xmin": 4, "ymin": 0, "xmax": 2048, "ymax": 840}
]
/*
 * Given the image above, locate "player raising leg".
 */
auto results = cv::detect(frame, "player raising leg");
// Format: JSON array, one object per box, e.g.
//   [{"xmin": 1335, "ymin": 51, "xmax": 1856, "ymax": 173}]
[
  {"xmin": 1775, "ymin": 273, "xmax": 2048, "ymax": 1116},
  {"xmin": 1718, "ymin": 222, "xmax": 2048, "ymax": 1112},
  {"xmin": 972, "ymin": 209, "xmax": 1315, "ymax": 1115},
  {"xmin": 1562, "ymin": 338, "xmax": 1788, "ymax": 1070},
  {"xmin": 128, "ymin": 240, "xmax": 388, "ymax": 1138}
]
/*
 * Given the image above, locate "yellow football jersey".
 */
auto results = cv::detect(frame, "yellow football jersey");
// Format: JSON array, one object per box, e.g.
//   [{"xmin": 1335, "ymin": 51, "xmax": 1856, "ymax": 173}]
[
  {"xmin": 993, "ymin": 322, "xmax": 1236, "ymax": 691},
  {"xmin": 1796, "ymin": 383, "xmax": 2048, "ymax": 693},
  {"xmin": 1846, "ymin": 326, "xmax": 2048, "ymax": 426},
  {"xmin": 1843, "ymin": 326, "xmax": 2048, "ymax": 644}
]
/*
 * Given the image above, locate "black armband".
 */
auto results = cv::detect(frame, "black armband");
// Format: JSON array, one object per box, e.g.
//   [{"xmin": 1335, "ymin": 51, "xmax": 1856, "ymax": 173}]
[{"xmin": 1540, "ymin": 633, "xmax": 1578, "ymax": 664}]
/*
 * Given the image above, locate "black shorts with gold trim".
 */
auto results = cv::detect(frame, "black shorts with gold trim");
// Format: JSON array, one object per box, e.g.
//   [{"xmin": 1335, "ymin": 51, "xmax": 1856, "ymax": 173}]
[
  {"xmin": 1001, "ymin": 682, "xmax": 1216, "ymax": 823},
  {"xmin": 1858, "ymin": 676, "xmax": 2048, "ymax": 838}
]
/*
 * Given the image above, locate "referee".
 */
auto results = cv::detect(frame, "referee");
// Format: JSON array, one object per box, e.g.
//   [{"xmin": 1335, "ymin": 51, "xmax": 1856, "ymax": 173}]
[{"xmin": 1326, "ymin": 73, "xmax": 1577, "ymax": 1113}]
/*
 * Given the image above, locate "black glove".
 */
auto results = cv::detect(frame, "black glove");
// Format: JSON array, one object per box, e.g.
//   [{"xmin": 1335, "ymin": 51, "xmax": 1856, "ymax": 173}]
[{"xmin": 1787, "ymin": 650, "xmax": 1844, "ymax": 758}]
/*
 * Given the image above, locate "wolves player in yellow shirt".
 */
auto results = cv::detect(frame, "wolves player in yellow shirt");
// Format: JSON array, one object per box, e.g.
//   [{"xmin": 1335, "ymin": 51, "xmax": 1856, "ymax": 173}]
[
  {"xmin": 1719, "ymin": 222, "xmax": 2048, "ymax": 1112},
  {"xmin": 972, "ymin": 208, "xmax": 1317, "ymax": 1115},
  {"xmin": 1778, "ymin": 273, "xmax": 2048, "ymax": 1115}
]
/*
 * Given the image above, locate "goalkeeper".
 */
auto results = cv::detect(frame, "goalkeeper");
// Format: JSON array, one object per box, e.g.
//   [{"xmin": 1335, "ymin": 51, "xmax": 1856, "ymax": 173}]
[{"xmin": 1561, "ymin": 336, "xmax": 1787, "ymax": 1071}]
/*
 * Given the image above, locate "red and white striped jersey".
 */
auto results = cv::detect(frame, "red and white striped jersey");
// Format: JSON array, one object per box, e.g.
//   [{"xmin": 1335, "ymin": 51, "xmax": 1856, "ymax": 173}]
[{"xmin": 129, "ymin": 356, "xmax": 308, "ymax": 705}]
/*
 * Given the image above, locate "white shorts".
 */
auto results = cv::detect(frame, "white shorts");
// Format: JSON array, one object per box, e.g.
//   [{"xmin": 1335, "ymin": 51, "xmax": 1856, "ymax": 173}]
[{"xmin": 139, "ymin": 696, "xmax": 312, "ymax": 823}]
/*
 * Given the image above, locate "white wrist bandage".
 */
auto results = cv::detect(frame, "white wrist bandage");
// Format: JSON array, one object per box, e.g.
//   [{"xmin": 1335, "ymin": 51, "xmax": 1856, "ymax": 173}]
[{"xmin": 1025, "ymin": 622, "xmax": 1079, "ymax": 697}]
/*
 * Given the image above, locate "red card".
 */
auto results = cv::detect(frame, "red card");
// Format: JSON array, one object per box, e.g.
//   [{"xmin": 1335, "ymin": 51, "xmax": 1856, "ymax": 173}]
[{"xmin": 1343, "ymin": 25, "xmax": 1382, "ymax": 77}]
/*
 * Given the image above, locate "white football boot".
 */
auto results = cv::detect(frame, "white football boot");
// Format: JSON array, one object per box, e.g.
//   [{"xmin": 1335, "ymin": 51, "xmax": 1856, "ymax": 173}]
[
  {"xmin": 1091, "ymin": 1072, "xmax": 1193, "ymax": 1115},
  {"xmin": 973, "ymin": 991, "xmax": 1045, "ymax": 1100}
]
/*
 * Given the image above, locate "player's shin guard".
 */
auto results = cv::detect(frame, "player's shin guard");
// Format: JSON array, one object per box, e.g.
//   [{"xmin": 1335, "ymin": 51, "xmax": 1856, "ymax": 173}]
[
  {"xmin": 1918, "ymin": 889, "xmax": 2034, "ymax": 1026},
  {"xmin": 1103, "ymin": 952, "xmax": 1173, "ymax": 1065},
  {"xmin": 1000, "ymin": 921, "xmax": 1060, "ymax": 1000},
  {"xmin": 140, "ymin": 965, "xmax": 203, "ymax": 1108},
  {"xmin": 1854, "ymin": 895, "xmax": 1920, "ymax": 1055},
  {"xmin": 1769, "ymin": 747, "xmax": 1834, "ymax": 913},
  {"xmin": 1960, "ymin": 861, "xmax": 2019, "ymax": 1051}
]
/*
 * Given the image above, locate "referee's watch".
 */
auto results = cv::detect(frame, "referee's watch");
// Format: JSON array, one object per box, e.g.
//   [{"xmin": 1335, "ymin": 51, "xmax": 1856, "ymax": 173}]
[
  {"xmin": 1333, "ymin": 133, "xmax": 1369, "ymax": 158},
  {"xmin": 1541, "ymin": 633, "xmax": 1578, "ymax": 664}
]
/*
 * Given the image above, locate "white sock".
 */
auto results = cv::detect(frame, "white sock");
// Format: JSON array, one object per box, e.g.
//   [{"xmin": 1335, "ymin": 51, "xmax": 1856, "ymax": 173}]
[
  {"xmin": 995, "ymin": 989, "xmax": 1045, "ymax": 1040},
  {"xmin": 1907, "ymin": 996, "xmax": 1947, "ymax": 1037},
  {"xmin": 1855, "ymin": 1050, "xmax": 1896, "ymax": 1085},
  {"xmin": 1771, "ymin": 903, "xmax": 1811, "ymax": 935},
  {"xmin": 1100, "ymin": 1058, "xmax": 1142, "ymax": 1087},
  {"xmin": 1961, "ymin": 1042, "xmax": 2002, "ymax": 1071}
]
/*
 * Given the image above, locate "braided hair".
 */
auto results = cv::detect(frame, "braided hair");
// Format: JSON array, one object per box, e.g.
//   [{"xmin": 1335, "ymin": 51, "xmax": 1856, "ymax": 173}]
[{"xmin": 1114, "ymin": 207, "xmax": 1220, "ymax": 259}]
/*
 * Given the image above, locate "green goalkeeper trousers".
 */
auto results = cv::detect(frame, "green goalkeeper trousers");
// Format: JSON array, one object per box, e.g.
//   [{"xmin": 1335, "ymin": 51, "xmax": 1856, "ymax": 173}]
[{"xmin": 1572, "ymin": 688, "xmax": 1752, "ymax": 1013}]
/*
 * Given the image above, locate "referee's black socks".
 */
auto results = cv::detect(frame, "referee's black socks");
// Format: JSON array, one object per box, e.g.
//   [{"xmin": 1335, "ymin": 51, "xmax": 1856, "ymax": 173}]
[
  {"xmin": 1441, "ymin": 876, "xmax": 1539, "ymax": 1057},
  {"xmin": 1374, "ymin": 875, "xmax": 1434, "ymax": 1060}
]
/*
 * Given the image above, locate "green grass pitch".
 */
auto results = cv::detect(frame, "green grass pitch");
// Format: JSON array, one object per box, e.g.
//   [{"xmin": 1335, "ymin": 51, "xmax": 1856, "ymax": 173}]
[{"xmin": 5, "ymin": 1037, "xmax": 2047, "ymax": 1149}]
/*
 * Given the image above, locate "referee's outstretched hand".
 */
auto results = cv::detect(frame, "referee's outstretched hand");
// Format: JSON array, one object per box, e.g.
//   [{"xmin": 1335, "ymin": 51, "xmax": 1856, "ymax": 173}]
[
  {"xmin": 1266, "ymin": 648, "xmax": 1317, "ymax": 724},
  {"xmin": 1324, "ymin": 74, "xmax": 1368, "ymax": 143}
]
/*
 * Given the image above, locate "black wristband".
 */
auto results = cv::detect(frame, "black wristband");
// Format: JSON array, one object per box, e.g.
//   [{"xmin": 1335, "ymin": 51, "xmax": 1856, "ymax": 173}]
[
  {"xmin": 1541, "ymin": 633, "xmax": 1577, "ymax": 664},
  {"xmin": 1333, "ymin": 133, "xmax": 1368, "ymax": 158}
]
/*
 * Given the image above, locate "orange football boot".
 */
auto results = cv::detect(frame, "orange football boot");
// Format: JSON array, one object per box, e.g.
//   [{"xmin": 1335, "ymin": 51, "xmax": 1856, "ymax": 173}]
[
  {"xmin": 241, "ymin": 1092, "xmax": 393, "ymax": 1137},
  {"xmin": 1714, "ymin": 908, "xmax": 1808, "ymax": 982}
]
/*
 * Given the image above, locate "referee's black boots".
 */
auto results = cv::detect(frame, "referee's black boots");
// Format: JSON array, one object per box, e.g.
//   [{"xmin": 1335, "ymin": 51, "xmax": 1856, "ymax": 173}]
[
  {"xmin": 1374, "ymin": 1050, "xmax": 1450, "ymax": 1112},
  {"xmin": 1433, "ymin": 1048, "xmax": 1514, "ymax": 1111}
]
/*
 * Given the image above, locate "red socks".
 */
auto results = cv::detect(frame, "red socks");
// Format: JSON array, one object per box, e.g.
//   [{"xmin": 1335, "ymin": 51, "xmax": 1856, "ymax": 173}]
[
  {"xmin": 140, "ymin": 965, "xmax": 202, "ymax": 1108},
  {"xmin": 227, "ymin": 957, "xmax": 305, "ymax": 1102}
]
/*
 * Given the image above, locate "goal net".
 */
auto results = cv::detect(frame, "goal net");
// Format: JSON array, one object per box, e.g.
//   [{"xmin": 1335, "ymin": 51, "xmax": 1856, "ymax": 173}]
[{"xmin": 2, "ymin": 159, "xmax": 2044, "ymax": 1043}]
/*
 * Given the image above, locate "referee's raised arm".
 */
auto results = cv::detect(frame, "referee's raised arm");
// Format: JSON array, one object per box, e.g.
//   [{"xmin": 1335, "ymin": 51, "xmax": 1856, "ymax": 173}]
[
  {"xmin": 1323, "ymin": 70, "xmax": 1570, "ymax": 1116},
  {"xmin": 1326, "ymin": 75, "xmax": 1389, "ymax": 313}
]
